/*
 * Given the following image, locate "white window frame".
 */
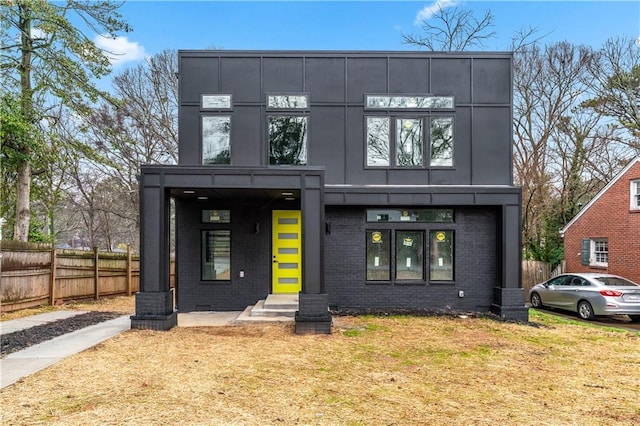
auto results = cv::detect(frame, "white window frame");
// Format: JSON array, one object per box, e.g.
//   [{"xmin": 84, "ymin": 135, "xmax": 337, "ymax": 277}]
[
  {"xmin": 590, "ymin": 239, "xmax": 608, "ymax": 267},
  {"xmin": 631, "ymin": 179, "xmax": 640, "ymax": 210}
]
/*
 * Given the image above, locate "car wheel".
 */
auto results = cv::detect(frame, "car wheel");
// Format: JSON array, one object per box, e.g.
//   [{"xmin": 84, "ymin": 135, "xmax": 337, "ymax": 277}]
[
  {"xmin": 530, "ymin": 292, "xmax": 543, "ymax": 309},
  {"xmin": 577, "ymin": 300, "xmax": 595, "ymax": 321},
  {"xmin": 628, "ymin": 315, "xmax": 640, "ymax": 323}
]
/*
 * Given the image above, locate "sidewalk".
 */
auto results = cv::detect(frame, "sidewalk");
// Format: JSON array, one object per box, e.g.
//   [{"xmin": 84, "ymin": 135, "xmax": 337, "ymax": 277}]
[{"xmin": 1, "ymin": 312, "xmax": 130, "ymax": 389}]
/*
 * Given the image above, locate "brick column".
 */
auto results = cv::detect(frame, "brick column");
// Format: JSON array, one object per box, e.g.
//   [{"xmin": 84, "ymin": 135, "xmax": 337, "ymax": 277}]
[
  {"xmin": 131, "ymin": 174, "xmax": 177, "ymax": 330},
  {"xmin": 296, "ymin": 173, "xmax": 331, "ymax": 334},
  {"xmin": 491, "ymin": 203, "xmax": 529, "ymax": 322}
]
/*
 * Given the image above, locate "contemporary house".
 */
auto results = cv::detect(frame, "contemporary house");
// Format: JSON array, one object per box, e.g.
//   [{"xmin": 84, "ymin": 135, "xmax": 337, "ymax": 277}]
[
  {"xmin": 561, "ymin": 158, "xmax": 640, "ymax": 283},
  {"xmin": 131, "ymin": 50, "xmax": 527, "ymax": 333}
]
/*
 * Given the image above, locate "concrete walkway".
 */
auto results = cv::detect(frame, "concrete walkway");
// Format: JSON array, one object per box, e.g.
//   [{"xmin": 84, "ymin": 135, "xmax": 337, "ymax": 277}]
[{"xmin": 1, "ymin": 312, "xmax": 130, "ymax": 389}]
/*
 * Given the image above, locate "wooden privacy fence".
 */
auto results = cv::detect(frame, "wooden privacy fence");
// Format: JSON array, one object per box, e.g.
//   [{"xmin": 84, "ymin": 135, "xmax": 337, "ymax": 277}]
[
  {"xmin": 1, "ymin": 241, "xmax": 174, "ymax": 313},
  {"xmin": 521, "ymin": 260, "xmax": 554, "ymax": 298}
]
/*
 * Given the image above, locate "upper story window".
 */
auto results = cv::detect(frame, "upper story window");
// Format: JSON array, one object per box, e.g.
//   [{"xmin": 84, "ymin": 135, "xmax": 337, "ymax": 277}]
[
  {"xmin": 201, "ymin": 94, "xmax": 232, "ymax": 165},
  {"xmin": 267, "ymin": 94, "xmax": 309, "ymax": 109},
  {"xmin": 430, "ymin": 117, "xmax": 454, "ymax": 167},
  {"xmin": 202, "ymin": 116, "xmax": 231, "ymax": 164},
  {"xmin": 267, "ymin": 93, "xmax": 309, "ymax": 166},
  {"xmin": 366, "ymin": 116, "xmax": 454, "ymax": 168},
  {"xmin": 631, "ymin": 180, "xmax": 640, "ymax": 210},
  {"xmin": 268, "ymin": 116, "xmax": 308, "ymax": 165},
  {"xmin": 366, "ymin": 95, "xmax": 454, "ymax": 110},
  {"xmin": 201, "ymin": 94, "xmax": 232, "ymax": 110}
]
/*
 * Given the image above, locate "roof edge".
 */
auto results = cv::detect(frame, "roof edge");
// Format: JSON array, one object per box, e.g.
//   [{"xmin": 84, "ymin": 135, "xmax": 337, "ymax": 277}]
[{"xmin": 560, "ymin": 157, "xmax": 640, "ymax": 236}]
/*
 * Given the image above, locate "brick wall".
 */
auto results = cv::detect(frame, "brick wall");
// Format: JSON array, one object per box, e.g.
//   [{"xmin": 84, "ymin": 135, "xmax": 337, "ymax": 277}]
[
  {"xmin": 325, "ymin": 207, "xmax": 498, "ymax": 312},
  {"xmin": 564, "ymin": 161, "xmax": 640, "ymax": 283},
  {"xmin": 176, "ymin": 199, "xmax": 273, "ymax": 311}
]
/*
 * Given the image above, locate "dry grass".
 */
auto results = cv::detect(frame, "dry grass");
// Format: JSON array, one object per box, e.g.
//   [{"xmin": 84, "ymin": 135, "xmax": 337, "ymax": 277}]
[{"xmin": 2, "ymin": 299, "xmax": 639, "ymax": 425}]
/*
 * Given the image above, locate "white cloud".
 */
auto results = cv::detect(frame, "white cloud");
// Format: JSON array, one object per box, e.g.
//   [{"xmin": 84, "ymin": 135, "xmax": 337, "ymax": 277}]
[
  {"xmin": 415, "ymin": 0, "xmax": 458, "ymax": 25},
  {"xmin": 93, "ymin": 35, "xmax": 146, "ymax": 67},
  {"xmin": 31, "ymin": 28, "xmax": 49, "ymax": 41},
  {"xmin": 636, "ymin": 35, "xmax": 640, "ymax": 48}
]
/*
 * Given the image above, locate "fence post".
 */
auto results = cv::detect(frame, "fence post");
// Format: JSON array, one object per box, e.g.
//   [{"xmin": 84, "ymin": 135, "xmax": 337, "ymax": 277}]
[
  {"xmin": 126, "ymin": 244, "xmax": 132, "ymax": 296},
  {"xmin": 94, "ymin": 247, "xmax": 99, "ymax": 300},
  {"xmin": 49, "ymin": 248, "xmax": 57, "ymax": 306}
]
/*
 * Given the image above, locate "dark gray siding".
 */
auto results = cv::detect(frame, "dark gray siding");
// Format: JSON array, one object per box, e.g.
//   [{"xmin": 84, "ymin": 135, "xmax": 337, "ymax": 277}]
[
  {"xmin": 324, "ymin": 207, "xmax": 497, "ymax": 311},
  {"xmin": 178, "ymin": 51, "xmax": 513, "ymax": 186}
]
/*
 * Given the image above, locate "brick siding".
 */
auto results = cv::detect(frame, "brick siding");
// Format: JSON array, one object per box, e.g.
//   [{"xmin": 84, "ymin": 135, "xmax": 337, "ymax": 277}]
[
  {"xmin": 325, "ymin": 207, "xmax": 498, "ymax": 312},
  {"xmin": 564, "ymin": 161, "xmax": 640, "ymax": 283}
]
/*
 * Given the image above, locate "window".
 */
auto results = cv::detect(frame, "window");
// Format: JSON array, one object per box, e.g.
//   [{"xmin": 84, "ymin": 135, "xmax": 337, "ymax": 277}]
[
  {"xmin": 202, "ymin": 116, "xmax": 230, "ymax": 164},
  {"xmin": 430, "ymin": 118, "xmax": 454, "ymax": 167},
  {"xmin": 396, "ymin": 231, "xmax": 424, "ymax": 280},
  {"xmin": 366, "ymin": 209, "xmax": 454, "ymax": 223},
  {"xmin": 366, "ymin": 116, "xmax": 454, "ymax": 168},
  {"xmin": 366, "ymin": 95, "xmax": 454, "ymax": 110},
  {"xmin": 430, "ymin": 231, "xmax": 454, "ymax": 281},
  {"xmin": 365, "ymin": 226, "xmax": 455, "ymax": 283},
  {"xmin": 267, "ymin": 94, "xmax": 309, "ymax": 109},
  {"xmin": 366, "ymin": 117, "xmax": 390, "ymax": 166},
  {"xmin": 268, "ymin": 116, "xmax": 308, "ymax": 165},
  {"xmin": 201, "ymin": 94, "xmax": 232, "ymax": 110},
  {"xmin": 202, "ymin": 210, "xmax": 231, "ymax": 223},
  {"xmin": 202, "ymin": 230, "xmax": 231, "ymax": 281},
  {"xmin": 396, "ymin": 118, "xmax": 423, "ymax": 166},
  {"xmin": 366, "ymin": 230, "xmax": 391, "ymax": 281},
  {"xmin": 583, "ymin": 238, "xmax": 608, "ymax": 267},
  {"xmin": 631, "ymin": 180, "xmax": 640, "ymax": 210},
  {"xmin": 592, "ymin": 239, "xmax": 608, "ymax": 266}
]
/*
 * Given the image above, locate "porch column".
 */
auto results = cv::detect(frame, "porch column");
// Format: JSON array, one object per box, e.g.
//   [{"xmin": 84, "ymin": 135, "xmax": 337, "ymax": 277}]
[
  {"xmin": 491, "ymin": 203, "xmax": 529, "ymax": 321},
  {"xmin": 296, "ymin": 173, "xmax": 331, "ymax": 334},
  {"xmin": 131, "ymin": 173, "xmax": 177, "ymax": 330}
]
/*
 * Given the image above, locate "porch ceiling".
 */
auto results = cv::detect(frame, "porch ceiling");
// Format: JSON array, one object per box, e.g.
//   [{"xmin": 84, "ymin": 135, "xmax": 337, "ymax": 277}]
[{"xmin": 170, "ymin": 187, "xmax": 301, "ymax": 201}]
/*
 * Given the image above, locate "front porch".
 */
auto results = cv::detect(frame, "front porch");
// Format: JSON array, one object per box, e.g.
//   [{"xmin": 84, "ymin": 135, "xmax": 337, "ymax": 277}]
[{"xmin": 176, "ymin": 294, "xmax": 330, "ymax": 329}]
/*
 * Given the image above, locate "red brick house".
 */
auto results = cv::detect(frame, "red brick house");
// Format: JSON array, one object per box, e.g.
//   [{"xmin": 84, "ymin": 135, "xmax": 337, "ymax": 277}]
[{"xmin": 561, "ymin": 158, "xmax": 640, "ymax": 283}]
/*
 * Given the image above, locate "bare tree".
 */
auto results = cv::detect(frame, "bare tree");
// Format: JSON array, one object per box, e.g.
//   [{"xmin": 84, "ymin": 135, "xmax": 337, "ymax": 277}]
[
  {"xmin": 403, "ymin": 5, "xmax": 496, "ymax": 51},
  {"xmin": 59, "ymin": 50, "xmax": 179, "ymax": 250},
  {"xmin": 583, "ymin": 36, "xmax": 640, "ymax": 146},
  {"xmin": 513, "ymin": 41, "xmax": 633, "ymax": 263}
]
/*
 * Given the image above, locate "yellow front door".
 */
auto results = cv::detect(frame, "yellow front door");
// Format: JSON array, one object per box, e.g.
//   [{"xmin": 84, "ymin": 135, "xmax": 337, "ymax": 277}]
[{"xmin": 272, "ymin": 210, "xmax": 302, "ymax": 294}]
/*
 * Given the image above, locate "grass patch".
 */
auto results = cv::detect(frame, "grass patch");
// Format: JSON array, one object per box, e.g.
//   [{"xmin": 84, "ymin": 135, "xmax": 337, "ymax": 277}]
[{"xmin": 2, "ymin": 298, "xmax": 639, "ymax": 425}]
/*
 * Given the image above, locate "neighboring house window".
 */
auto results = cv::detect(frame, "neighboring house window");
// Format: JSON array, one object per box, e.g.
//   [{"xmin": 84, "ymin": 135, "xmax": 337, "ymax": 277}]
[
  {"xmin": 592, "ymin": 239, "xmax": 608, "ymax": 266},
  {"xmin": 365, "ymin": 210, "xmax": 455, "ymax": 283},
  {"xmin": 267, "ymin": 94, "xmax": 309, "ymax": 166},
  {"xmin": 582, "ymin": 238, "xmax": 608, "ymax": 267},
  {"xmin": 202, "ymin": 116, "xmax": 231, "ymax": 164},
  {"xmin": 202, "ymin": 230, "xmax": 231, "ymax": 281},
  {"xmin": 631, "ymin": 180, "xmax": 640, "ymax": 210}
]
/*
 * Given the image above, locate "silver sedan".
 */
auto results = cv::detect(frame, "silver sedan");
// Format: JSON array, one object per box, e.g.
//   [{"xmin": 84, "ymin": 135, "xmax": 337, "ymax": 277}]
[{"xmin": 529, "ymin": 273, "xmax": 640, "ymax": 322}]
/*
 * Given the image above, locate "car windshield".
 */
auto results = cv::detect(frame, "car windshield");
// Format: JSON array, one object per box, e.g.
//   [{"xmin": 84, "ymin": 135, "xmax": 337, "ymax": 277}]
[{"xmin": 595, "ymin": 276, "xmax": 640, "ymax": 287}]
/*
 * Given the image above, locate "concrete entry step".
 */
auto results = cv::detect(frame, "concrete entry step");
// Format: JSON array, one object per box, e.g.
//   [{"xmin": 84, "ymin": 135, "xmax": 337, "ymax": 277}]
[
  {"xmin": 235, "ymin": 294, "xmax": 298, "ymax": 323},
  {"xmin": 263, "ymin": 293, "xmax": 299, "ymax": 310}
]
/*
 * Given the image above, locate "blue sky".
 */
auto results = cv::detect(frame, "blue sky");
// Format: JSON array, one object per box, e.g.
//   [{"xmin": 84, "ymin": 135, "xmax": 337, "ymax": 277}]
[{"xmin": 94, "ymin": 0, "xmax": 639, "ymax": 69}]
